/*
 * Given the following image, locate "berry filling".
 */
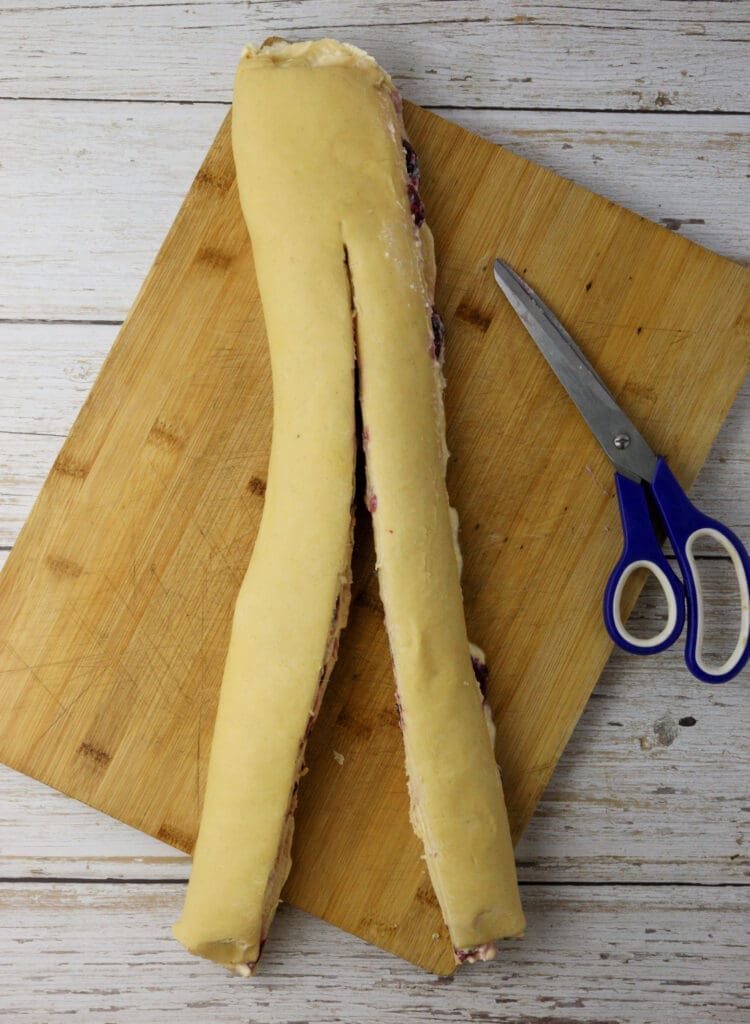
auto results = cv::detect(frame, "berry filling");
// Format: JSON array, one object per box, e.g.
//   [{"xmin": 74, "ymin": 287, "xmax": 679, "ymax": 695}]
[
  {"xmin": 431, "ymin": 308, "xmax": 445, "ymax": 363},
  {"xmin": 408, "ymin": 182, "xmax": 426, "ymax": 227},
  {"xmin": 454, "ymin": 941, "xmax": 497, "ymax": 965},
  {"xmin": 402, "ymin": 139, "xmax": 420, "ymax": 188},
  {"xmin": 471, "ymin": 655, "xmax": 489, "ymax": 699}
]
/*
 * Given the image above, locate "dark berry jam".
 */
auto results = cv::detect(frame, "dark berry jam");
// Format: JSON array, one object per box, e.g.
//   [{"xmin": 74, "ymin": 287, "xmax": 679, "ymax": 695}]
[
  {"xmin": 471, "ymin": 656, "xmax": 489, "ymax": 699},
  {"xmin": 402, "ymin": 139, "xmax": 420, "ymax": 188},
  {"xmin": 408, "ymin": 182, "xmax": 425, "ymax": 227},
  {"xmin": 431, "ymin": 308, "xmax": 445, "ymax": 362}
]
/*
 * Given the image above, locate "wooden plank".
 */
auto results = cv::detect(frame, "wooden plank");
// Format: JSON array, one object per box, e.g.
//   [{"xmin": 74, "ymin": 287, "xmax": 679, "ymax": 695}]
[
  {"xmin": 1, "ymin": 556, "xmax": 747, "ymax": 884},
  {"xmin": 449, "ymin": 109, "xmax": 750, "ymax": 268},
  {"xmin": 0, "ymin": 881, "xmax": 747, "ymax": 1022},
  {"xmin": 0, "ymin": 324, "xmax": 114, "ymax": 437},
  {"xmin": 2, "ymin": 102, "xmax": 748, "ymax": 321},
  {"xmin": 0, "ymin": 106, "xmax": 747, "ymax": 973},
  {"xmin": 1, "ymin": 0, "xmax": 747, "ymax": 111},
  {"xmin": 2, "ymin": 326, "xmax": 747, "ymax": 548},
  {"xmin": 0, "ymin": 101, "xmax": 227, "ymax": 321}
]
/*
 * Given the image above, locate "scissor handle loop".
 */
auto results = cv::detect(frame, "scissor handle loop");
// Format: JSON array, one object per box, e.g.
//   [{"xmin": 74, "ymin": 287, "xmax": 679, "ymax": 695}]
[
  {"xmin": 608, "ymin": 558, "xmax": 682, "ymax": 651},
  {"xmin": 679, "ymin": 526, "xmax": 750, "ymax": 679},
  {"xmin": 604, "ymin": 473, "xmax": 685, "ymax": 655},
  {"xmin": 650, "ymin": 458, "xmax": 750, "ymax": 683}
]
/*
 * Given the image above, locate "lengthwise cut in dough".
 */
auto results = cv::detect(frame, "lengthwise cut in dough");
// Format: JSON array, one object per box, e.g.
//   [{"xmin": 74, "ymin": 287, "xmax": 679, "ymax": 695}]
[{"xmin": 173, "ymin": 38, "xmax": 524, "ymax": 975}]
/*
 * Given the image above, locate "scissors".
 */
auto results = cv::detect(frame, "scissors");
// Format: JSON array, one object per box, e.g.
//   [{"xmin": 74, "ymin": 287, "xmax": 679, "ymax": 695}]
[{"xmin": 493, "ymin": 259, "xmax": 750, "ymax": 684}]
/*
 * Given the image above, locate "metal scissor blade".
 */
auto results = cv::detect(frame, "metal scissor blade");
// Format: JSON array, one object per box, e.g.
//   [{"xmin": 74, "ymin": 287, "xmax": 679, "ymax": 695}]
[{"xmin": 493, "ymin": 259, "xmax": 658, "ymax": 483}]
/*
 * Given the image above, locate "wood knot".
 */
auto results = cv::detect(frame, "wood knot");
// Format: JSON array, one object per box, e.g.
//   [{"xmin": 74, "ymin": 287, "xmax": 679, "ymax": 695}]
[
  {"xmin": 623, "ymin": 379, "xmax": 657, "ymax": 403},
  {"xmin": 454, "ymin": 300, "xmax": 492, "ymax": 333},
  {"xmin": 414, "ymin": 882, "xmax": 439, "ymax": 908},
  {"xmin": 359, "ymin": 915, "xmax": 399, "ymax": 934},
  {"xmin": 147, "ymin": 418, "xmax": 184, "ymax": 450},
  {"xmin": 194, "ymin": 166, "xmax": 234, "ymax": 194},
  {"xmin": 660, "ymin": 216, "xmax": 705, "ymax": 232},
  {"xmin": 77, "ymin": 742, "xmax": 112, "ymax": 768},
  {"xmin": 195, "ymin": 245, "xmax": 233, "ymax": 270},
  {"xmin": 335, "ymin": 705, "xmax": 374, "ymax": 741},
  {"xmin": 653, "ymin": 713, "xmax": 679, "ymax": 747},
  {"xmin": 53, "ymin": 454, "xmax": 89, "ymax": 479},
  {"xmin": 378, "ymin": 703, "xmax": 400, "ymax": 729},
  {"xmin": 247, "ymin": 475, "xmax": 267, "ymax": 497},
  {"xmin": 156, "ymin": 823, "xmax": 194, "ymax": 853},
  {"xmin": 46, "ymin": 555, "xmax": 83, "ymax": 578}
]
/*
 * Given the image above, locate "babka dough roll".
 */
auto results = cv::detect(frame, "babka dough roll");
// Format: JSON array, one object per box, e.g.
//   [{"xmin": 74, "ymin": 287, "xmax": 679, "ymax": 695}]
[{"xmin": 174, "ymin": 37, "xmax": 524, "ymax": 973}]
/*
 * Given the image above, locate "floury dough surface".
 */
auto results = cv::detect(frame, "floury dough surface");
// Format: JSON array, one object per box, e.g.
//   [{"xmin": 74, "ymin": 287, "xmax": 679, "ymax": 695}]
[
  {"xmin": 172, "ymin": 39, "xmax": 358, "ymax": 972},
  {"xmin": 173, "ymin": 37, "xmax": 524, "ymax": 973}
]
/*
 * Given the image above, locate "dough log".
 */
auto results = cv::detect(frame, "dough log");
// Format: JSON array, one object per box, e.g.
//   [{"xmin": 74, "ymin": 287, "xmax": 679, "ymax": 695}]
[{"xmin": 173, "ymin": 38, "xmax": 524, "ymax": 974}]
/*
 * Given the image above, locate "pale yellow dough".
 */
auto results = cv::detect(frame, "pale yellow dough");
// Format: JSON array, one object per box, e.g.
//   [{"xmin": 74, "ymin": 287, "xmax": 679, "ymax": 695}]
[{"xmin": 173, "ymin": 38, "xmax": 524, "ymax": 973}]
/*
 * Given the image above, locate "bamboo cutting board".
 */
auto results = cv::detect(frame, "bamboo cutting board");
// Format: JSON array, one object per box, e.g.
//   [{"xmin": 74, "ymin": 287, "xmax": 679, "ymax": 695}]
[{"xmin": 0, "ymin": 105, "xmax": 748, "ymax": 975}]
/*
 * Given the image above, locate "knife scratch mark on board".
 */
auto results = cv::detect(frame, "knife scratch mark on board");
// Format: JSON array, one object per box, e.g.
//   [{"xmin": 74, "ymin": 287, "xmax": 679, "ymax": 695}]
[
  {"xmin": 2, "ymin": 641, "xmax": 67, "ymax": 713},
  {"xmin": 33, "ymin": 675, "xmax": 102, "ymax": 743},
  {"xmin": 585, "ymin": 464, "xmax": 614, "ymax": 498},
  {"xmin": 194, "ymin": 521, "xmax": 243, "ymax": 589},
  {"xmin": 580, "ymin": 319, "xmax": 694, "ymax": 337}
]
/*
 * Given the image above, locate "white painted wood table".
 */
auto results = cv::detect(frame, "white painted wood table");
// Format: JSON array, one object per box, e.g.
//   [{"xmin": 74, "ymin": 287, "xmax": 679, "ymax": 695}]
[{"xmin": 1, "ymin": 2, "xmax": 748, "ymax": 1021}]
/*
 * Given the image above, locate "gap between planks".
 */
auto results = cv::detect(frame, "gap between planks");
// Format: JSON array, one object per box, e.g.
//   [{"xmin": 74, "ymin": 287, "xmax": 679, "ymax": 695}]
[
  {"xmin": 2, "ymin": 97, "xmax": 750, "ymax": 116},
  {"xmin": 0, "ymin": 877, "xmax": 746, "ymax": 887},
  {"xmin": 3, "ymin": 0, "xmax": 749, "ymax": 112},
  {"xmin": 1, "ymin": 881, "xmax": 747, "ymax": 1024}
]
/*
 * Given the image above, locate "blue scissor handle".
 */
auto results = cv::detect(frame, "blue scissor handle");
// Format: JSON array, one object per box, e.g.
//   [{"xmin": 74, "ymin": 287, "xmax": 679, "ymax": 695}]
[
  {"xmin": 604, "ymin": 472, "xmax": 686, "ymax": 656},
  {"xmin": 650, "ymin": 457, "xmax": 750, "ymax": 683}
]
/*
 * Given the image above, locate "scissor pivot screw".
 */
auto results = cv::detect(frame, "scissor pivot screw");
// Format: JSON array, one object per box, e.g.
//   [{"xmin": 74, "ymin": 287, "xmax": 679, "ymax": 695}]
[{"xmin": 613, "ymin": 433, "xmax": 631, "ymax": 450}]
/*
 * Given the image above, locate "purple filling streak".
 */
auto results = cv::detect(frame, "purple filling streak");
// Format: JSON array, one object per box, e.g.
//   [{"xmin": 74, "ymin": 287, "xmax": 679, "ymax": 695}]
[
  {"xmin": 471, "ymin": 656, "xmax": 489, "ymax": 699},
  {"xmin": 402, "ymin": 138, "xmax": 425, "ymax": 226},
  {"xmin": 243, "ymin": 938, "xmax": 266, "ymax": 973},
  {"xmin": 454, "ymin": 942, "xmax": 495, "ymax": 964},
  {"xmin": 431, "ymin": 308, "xmax": 445, "ymax": 362},
  {"xmin": 402, "ymin": 139, "xmax": 420, "ymax": 188},
  {"xmin": 408, "ymin": 183, "xmax": 426, "ymax": 227}
]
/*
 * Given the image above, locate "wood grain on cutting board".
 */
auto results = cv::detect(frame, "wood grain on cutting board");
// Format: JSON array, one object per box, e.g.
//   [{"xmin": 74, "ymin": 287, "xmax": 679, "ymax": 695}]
[{"xmin": 0, "ymin": 104, "xmax": 747, "ymax": 975}]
